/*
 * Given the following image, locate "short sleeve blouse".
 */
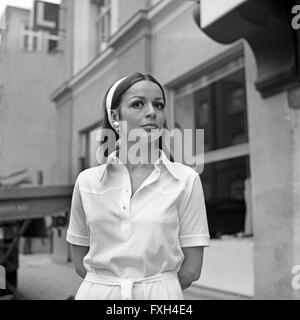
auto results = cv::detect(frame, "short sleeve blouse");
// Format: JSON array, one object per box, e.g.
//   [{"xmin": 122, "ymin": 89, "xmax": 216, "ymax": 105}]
[{"xmin": 66, "ymin": 150, "xmax": 210, "ymax": 278}]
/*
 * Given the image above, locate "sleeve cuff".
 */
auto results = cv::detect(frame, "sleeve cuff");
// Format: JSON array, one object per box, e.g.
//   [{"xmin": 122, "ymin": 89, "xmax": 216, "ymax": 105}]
[
  {"xmin": 179, "ymin": 234, "xmax": 210, "ymax": 247},
  {"xmin": 66, "ymin": 230, "xmax": 90, "ymax": 246}
]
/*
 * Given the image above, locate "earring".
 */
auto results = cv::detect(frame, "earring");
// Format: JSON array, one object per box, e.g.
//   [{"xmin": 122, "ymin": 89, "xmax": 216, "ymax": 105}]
[{"xmin": 113, "ymin": 121, "xmax": 120, "ymax": 133}]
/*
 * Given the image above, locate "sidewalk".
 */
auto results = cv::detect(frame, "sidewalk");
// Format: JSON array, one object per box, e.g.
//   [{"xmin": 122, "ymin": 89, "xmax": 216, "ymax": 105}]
[
  {"xmin": 15, "ymin": 253, "xmax": 248, "ymax": 300},
  {"xmin": 17, "ymin": 254, "xmax": 82, "ymax": 300},
  {"xmin": 16, "ymin": 253, "xmax": 204, "ymax": 300}
]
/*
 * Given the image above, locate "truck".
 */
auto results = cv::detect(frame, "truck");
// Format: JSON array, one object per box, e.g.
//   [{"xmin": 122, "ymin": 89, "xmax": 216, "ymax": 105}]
[{"xmin": 0, "ymin": 184, "xmax": 73, "ymax": 299}]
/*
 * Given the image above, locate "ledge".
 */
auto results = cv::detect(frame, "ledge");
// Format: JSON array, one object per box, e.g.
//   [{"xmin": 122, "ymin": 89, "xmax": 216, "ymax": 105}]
[
  {"xmin": 185, "ymin": 283, "xmax": 253, "ymax": 300},
  {"xmin": 50, "ymin": 47, "xmax": 114, "ymax": 103},
  {"xmin": 0, "ymin": 185, "xmax": 74, "ymax": 200},
  {"xmin": 108, "ymin": 10, "xmax": 150, "ymax": 52},
  {"xmin": 50, "ymin": 82, "xmax": 71, "ymax": 104}
]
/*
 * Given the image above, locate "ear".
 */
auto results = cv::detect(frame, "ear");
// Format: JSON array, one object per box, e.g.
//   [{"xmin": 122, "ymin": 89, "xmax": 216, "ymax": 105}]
[{"xmin": 111, "ymin": 109, "xmax": 120, "ymax": 122}]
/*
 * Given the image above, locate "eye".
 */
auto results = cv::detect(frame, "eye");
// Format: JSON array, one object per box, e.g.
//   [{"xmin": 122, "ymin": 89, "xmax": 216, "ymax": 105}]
[
  {"xmin": 154, "ymin": 102, "xmax": 165, "ymax": 109},
  {"xmin": 131, "ymin": 100, "xmax": 144, "ymax": 109}
]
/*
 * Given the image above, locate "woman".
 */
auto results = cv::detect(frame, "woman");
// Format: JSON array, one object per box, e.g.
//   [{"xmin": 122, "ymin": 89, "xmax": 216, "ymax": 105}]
[{"xmin": 66, "ymin": 73, "xmax": 210, "ymax": 300}]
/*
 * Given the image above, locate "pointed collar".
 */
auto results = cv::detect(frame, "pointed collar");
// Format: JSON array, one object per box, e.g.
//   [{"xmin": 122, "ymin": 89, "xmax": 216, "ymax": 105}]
[
  {"xmin": 99, "ymin": 149, "xmax": 180, "ymax": 182},
  {"xmin": 153, "ymin": 149, "xmax": 180, "ymax": 180}
]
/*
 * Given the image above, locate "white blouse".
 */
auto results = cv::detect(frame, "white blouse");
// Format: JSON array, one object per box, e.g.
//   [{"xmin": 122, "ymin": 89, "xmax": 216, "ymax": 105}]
[{"xmin": 66, "ymin": 149, "xmax": 210, "ymax": 279}]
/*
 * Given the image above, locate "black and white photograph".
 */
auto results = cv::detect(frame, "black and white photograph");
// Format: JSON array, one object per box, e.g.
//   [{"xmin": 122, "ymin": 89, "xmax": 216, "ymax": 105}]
[{"xmin": 0, "ymin": 0, "xmax": 300, "ymax": 305}]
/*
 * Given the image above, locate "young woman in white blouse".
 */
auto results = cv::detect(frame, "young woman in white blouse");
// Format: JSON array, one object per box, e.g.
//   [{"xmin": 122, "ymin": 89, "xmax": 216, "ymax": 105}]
[{"xmin": 66, "ymin": 73, "xmax": 210, "ymax": 300}]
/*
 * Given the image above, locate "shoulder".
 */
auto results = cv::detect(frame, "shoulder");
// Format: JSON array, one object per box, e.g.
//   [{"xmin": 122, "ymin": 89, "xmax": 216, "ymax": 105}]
[
  {"xmin": 170, "ymin": 161, "xmax": 199, "ymax": 182},
  {"xmin": 75, "ymin": 165, "xmax": 106, "ymax": 189}
]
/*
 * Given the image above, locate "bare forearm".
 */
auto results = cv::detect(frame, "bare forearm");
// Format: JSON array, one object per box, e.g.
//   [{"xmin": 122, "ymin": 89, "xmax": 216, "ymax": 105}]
[
  {"xmin": 177, "ymin": 261, "xmax": 199, "ymax": 290},
  {"xmin": 177, "ymin": 246, "xmax": 204, "ymax": 290},
  {"xmin": 76, "ymin": 266, "xmax": 87, "ymax": 279},
  {"xmin": 71, "ymin": 244, "xmax": 89, "ymax": 279}
]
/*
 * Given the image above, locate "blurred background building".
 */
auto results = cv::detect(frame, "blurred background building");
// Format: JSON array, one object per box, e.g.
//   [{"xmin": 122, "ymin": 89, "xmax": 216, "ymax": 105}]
[
  {"xmin": 0, "ymin": 2, "xmax": 61, "ymax": 187},
  {"xmin": 0, "ymin": 1, "xmax": 67, "ymax": 293},
  {"xmin": 1, "ymin": 0, "xmax": 300, "ymax": 300}
]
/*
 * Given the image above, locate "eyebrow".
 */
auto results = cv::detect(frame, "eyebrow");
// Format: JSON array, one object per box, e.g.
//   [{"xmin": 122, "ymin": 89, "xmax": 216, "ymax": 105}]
[{"xmin": 128, "ymin": 96, "xmax": 164, "ymax": 101}]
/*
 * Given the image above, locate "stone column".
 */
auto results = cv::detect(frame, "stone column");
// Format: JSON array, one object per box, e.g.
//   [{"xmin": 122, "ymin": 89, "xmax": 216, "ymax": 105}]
[
  {"xmin": 245, "ymin": 43, "xmax": 300, "ymax": 299},
  {"xmin": 287, "ymin": 87, "xmax": 300, "ymax": 300},
  {"xmin": 194, "ymin": 0, "xmax": 300, "ymax": 299}
]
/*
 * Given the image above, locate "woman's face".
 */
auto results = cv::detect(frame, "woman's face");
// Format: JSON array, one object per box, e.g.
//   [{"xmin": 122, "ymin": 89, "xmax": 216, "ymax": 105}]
[{"xmin": 114, "ymin": 80, "xmax": 166, "ymax": 141}]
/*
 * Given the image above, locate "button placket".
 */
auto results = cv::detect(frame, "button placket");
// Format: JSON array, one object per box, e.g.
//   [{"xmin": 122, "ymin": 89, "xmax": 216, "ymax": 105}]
[
  {"xmin": 120, "ymin": 177, "xmax": 131, "ymax": 241},
  {"xmin": 121, "ymin": 188, "xmax": 130, "ymax": 217}
]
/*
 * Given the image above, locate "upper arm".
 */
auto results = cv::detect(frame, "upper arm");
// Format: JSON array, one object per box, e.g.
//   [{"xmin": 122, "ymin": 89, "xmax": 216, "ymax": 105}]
[
  {"xmin": 178, "ymin": 172, "xmax": 210, "ymax": 248},
  {"xmin": 181, "ymin": 246, "xmax": 204, "ymax": 279}
]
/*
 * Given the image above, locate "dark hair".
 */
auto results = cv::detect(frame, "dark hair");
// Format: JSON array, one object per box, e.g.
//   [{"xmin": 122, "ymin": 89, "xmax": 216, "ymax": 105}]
[{"xmin": 100, "ymin": 72, "xmax": 173, "ymax": 160}]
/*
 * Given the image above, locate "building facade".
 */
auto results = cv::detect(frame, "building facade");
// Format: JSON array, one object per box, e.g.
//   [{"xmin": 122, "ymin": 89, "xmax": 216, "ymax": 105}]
[
  {"xmin": 0, "ymin": 3, "xmax": 61, "ymax": 187},
  {"xmin": 51, "ymin": 0, "xmax": 300, "ymax": 299}
]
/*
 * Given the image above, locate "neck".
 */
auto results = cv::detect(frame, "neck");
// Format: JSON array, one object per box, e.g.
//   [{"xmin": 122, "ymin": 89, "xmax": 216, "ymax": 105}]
[{"xmin": 118, "ymin": 139, "xmax": 161, "ymax": 171}]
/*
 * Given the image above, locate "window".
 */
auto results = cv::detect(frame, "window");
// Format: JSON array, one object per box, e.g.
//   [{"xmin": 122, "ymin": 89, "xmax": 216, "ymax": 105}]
[
  {"xmin": 88, "ymin": 127, "xmax": 102, "ymax": 167},
  {"xmin": 201, "ymin": 156, "xmax": 250, "ymax": 238},
  {"xmin": 20, "ymin": 25, "xmax": 61, "ymax": 53},
  {"xmin": 174, "ymin": 57, "xmax": 251, "ymax": 239},
  {"xmin": 80, "ymin": 124, "xmax": 102, "ymax": 170},
  {"xmin": 45, "ymin": 33, "xmax": 60, "ymax": 53},
  {"xmin": 92, "ymin": 0, "xmax": 112, "ymax": 52},
  {"xmin": 21, "ymin": 26, "xmax": 42, "ymax": 52},
  {"xmin": 193, "ymin": 70, "xmax": 248, "ymax": 151}
]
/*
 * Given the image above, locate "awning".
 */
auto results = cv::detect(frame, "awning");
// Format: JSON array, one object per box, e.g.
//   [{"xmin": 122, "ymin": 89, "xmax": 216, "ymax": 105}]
[{"xmin": 194, "ymin": 0, "xmax": 300, "ymax": 98}]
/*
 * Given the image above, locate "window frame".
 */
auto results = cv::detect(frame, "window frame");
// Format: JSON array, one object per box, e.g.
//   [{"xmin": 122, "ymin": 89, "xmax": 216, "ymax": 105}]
[
  {"xmin": 79, "ymin": 121, "xmax": 103, "ymax": 170},
  {"xmin": 172, "ymin": 55, "xmax": 252, "ymax": 237},
  {"xmin": 93, "ymin": 0, "xmax": 112, "ymax": 52},
  {"xmin": 20, "ymin": 26, "xmax": 43, "ymax": 52},
  {"xmin": 172, "ymin": 56, "xmax": 249, "ymax": 166},
  {"xmin": 45, "ymin": 32, "xmax": 61, "ymax": 53}
]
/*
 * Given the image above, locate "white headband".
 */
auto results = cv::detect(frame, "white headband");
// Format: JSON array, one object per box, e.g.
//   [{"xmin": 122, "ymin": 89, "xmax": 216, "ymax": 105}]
[{"xmin": 106, "ymin": 76, "xmax": 128, "ymax": 127}]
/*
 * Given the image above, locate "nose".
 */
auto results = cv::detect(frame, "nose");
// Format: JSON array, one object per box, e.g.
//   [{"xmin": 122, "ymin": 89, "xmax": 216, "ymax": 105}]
[{"xmin": 145, "ymin": 102, "xmax": 156, "ymax": 118}]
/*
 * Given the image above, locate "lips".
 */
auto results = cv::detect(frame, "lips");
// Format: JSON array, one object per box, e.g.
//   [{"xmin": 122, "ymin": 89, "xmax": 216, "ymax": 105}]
[{"xmin": 142, "ymin": 124, "xmax": 159, "ymax": 129}]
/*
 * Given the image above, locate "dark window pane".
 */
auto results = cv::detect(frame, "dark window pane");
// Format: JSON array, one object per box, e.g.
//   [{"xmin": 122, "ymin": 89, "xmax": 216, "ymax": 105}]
[
  {"xmin": 175, "ymin": 94, "xmax": 194, "ymax": 131},
  {"xmin": 213, "ymin": 70, "xmax": 248, "ymax": 149},
  {"xmin": 23, "ymin": 35, "xmax": 29, "ymax": 49},
  {"xmin": 32, "ymin": 36, "xmax": 38, "ymax": 51},
  {"xmin": 201, "ymin": 156, "xmax": 250, "ymax": 238},
  {"xmin": 194, "ymin": 86, "xmax": 214, "ymax": 152},
  {"xmin": 48, "ymin": 39, "xmax": 58, "ymax": 53},
  {"xmin": 193, "ymin": 69, "xmax": 248, "ymax": 150},
  {"xmin": 174, "ymin": 94, "xmax": 197, "ymax": 158}
]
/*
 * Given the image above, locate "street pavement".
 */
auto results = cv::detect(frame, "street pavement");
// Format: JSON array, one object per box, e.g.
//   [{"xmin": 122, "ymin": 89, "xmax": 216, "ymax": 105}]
[
  {"xmin": 9, "ymin": 253, "xmax": 249, "ymax": 300},
  {"xmin": 17, "ymin": 254, "xmax": 81, "ymax": 300}
]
